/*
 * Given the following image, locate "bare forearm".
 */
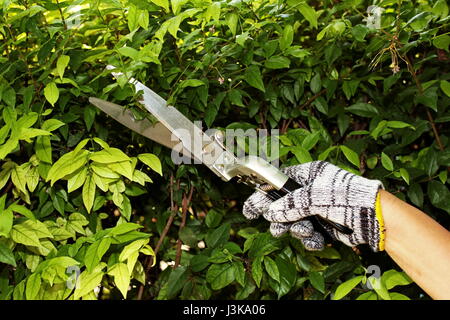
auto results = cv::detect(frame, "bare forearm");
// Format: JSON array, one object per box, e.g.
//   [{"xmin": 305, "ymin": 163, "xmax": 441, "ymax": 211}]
[{"xmin": 380, "ymin": 190, "xmax": 450, "ymax": 299}]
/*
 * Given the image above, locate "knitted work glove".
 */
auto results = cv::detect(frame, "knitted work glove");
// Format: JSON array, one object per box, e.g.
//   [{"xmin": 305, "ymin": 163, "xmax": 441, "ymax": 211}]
[{"xmin": 243, "ymin": 161, "xmax": 385, "ymax": 252}]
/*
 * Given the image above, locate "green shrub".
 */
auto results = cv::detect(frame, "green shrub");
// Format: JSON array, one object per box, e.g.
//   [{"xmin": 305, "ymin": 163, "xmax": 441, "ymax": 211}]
[{"xmin": 0, "ymin": 0, "xmax": 448, "ymax": 300}]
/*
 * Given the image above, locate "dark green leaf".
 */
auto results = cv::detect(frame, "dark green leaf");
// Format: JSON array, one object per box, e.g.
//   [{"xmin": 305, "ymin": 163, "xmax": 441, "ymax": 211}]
[{"xmin": 205, "ymin": 223, "xmax": 230, "ymax": 248}]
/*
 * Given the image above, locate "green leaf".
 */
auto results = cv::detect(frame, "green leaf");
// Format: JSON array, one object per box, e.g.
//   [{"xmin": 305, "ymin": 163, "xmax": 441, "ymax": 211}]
[
  {"xmin": 346, "ymin": 103, "xmax": 379, "ymax": 117},
  {"xmin": 247, "ymin": 233, "xmax": 281, "ymax": 258},
  {"xmin": 85, "ymin": 238, "xmax": 112, "ymax": 272},
  {"xmin": 11, "ymin": 224, "xmax": 41, "ymax": 247},
  {"xmin": 206, "ymin": 262, "xmax": 235, "ymax": 290},
  {"xmin": 433, "ymin": 35, "xmax": 450, "ymax": 51},
  {"xmin": 389, "ymin": 293, "xmax": 411, "ymax": 300},
  {"xmin": 109, "ymin": 161, "xmax": 134, "ymax": 180},
  {"xmin": 56, "ymin": 55, "xmax": 70, "ymax": 80},
  {"xmin": 265, "ymin": 56, "xmax": 290, "ymax": 69},
  {"xmin": 138, "ymin": 153, "xmax": 162, "ymax": 175},
  {"xmin": 0, "ymin": 206, "xmax": 13, "ymax": 237},
  {"xmin": 110, "ymin": 222, "xmax": 143, "ymax": 236},
  {"xmin": 226, "ymin": 13, "xmax": 238, "ymax": 36},
  {"xmin": 264, "ymin": 256, "xmax": 280, "ymax": 283},
  {"xmin": 269, "ymin": 256, "xmax": 297, "ymax": 299},
  {"xmin": 73, "ymin": 264, "xmax": 106, "ymax": 299},
  {"xmin": 244, "ymin": 65, "xmax": 265, "ymax": 92},
  {"xmin": 26, "ymin": 273, "xmax": 41, "ymax": 300},
  {"xmin": 381, "ymin": 152, "xmax": 394, "ymax": 171},
  {"xmin": 351, "ymin": 24, "xmax": 368, "ymax": 42},
  {"xmin": 178, "ymin": 79, "xmax": 205, "ymax": 89},
  {"xmin": 205, "ymin": 209, "xmax": 223, "ymax": 228},
  {"xmin": 11, "ymin": 164, "xmax": 28, "ymax": 194},
  {"xmin": 47, "ymin": 150, "xmax": 89, "ymax": 185},
  {"xmin": 82, "ymin": 174, "xmax": 96, "ymax": 213},
  {"xmin": 20, "ymin": 219, "xmax": 52, "ymax": 238},
  {"xmin": 233, "ymin": 261, "xmax": 245, "ymax": 287},
  {"xmin": 2, "ymin": 87, "xmax": 16, "ymax": 108},
  {"xmin": 310, "ymin": 73, "xmax": 322, "ymax": 94},
  {"xmin": 205, "ymin": 223, "xmax": 230, "ymax": 248},
  {"xmin": 309, "ymin": 271, "xmax": 325, "ymax": 293},
  {"xmin": 342, "ymin": 80, "xmax": 360, "ymax": 100},
  {"xmin": 0, "ymin": 242, "xmax": 16, "ymax": 267},
  {"xmin": 165, "ymin": 266, "xmax": 189, "ymax": 299},
  {"xmin": 90, "ymin": 148, "xmax": 130, "ymax": 164},
  {"xmin": 279, "ymin": 25, "xmax": 294, "ymax": 51},
  {"xmin": 297, "ymin": 3, "xmax": 318, "ymax": 28},
  {"xmin": 387, "ymin": 121, "xmax": 413, "ymax": 129},
  {"xmin": 205, "ymin": 1, "xmax": 220, "ymax": 22},
  {"xmin": 91, "ymin": 163, "xmax": 120, "ymax": 179},
  {"xmin": 119, "ymin": 239, "xmax": 148, "ymax": 262},
  {"xmin": 252, "ymin": 256, "xmax": 263, "ymax": 287},
  {"xmin": 408, "ymin": 184, "xmax": 423, "ymax": 207},
  {"xmin": 382, "ymin": 270, "xmax": 413, "ymax": 290},
  {"xmin": 340, "ymin": 145, "xmax": 360, "ymax": 168},
  {"xmin": 368, "ymin": 276, "xmax": 391, "ymax": 300},
  {"xmin": 440, "ymin": 80, "xmax": 450, "ymax": 97},
  {"xmin": 399, "ymin": 168, "xmax": 410, "ymax": 185},
  {"xmin": 333, "ymin": 275, "xmax": 363, "ymax": 300},
  {"xmin": 291, "ymin": 146, "xmax": 313, "ymax": 163},
  {"xmin": 356, "ymin": 291, "xmax": 378, "ymax": 300},
  {"xmin": 427, "ymin": 180, "xmax": 450, "ymax": 213},
  {"xmin": 36, "ymin": 136, "xmax": 52, "ymax": 163},
  {"xmin": 108, "ymin": 263, "xmax": 130, "ymax": 299},
  {"xmin": 44, "ymin": 82, "xmax": 59, "ymax": 107},
  {"xmin": 67, "ymin": 167, "xmax": 88, "ymax": 193},
  {"xmin": 415, "ymin": 87, "xmax": 438, "ymax": 111}
]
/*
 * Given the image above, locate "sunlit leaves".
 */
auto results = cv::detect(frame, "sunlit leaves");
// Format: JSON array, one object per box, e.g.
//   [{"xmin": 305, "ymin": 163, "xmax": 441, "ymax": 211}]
[
  {"xmin": 90, "ymin": 148, "xmax": 130, "ymax": 163},
  {"xmin": 43, "ymin": 82, "xmax": 59, "ymax": 107},
  {"xmin": 138, "ymin": 153, "xmax": 162, "ymax": 175},
  {"xmin": 56, "ymin": 55, "xmax": 70, "ymax": 80},
  {"xmin": 82, "ymin": 174, "xmax": 96, "ymax": 213},
  {"xmin": 333, "ymin": 276, "xmax": 363, "ymax": 300},
  {"xmin": 46, "ymin": 150, "xmax": 89, "ymax": 185}
]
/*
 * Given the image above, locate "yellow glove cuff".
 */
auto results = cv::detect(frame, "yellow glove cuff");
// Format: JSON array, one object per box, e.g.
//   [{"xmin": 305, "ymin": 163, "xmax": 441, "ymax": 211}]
[{"xmin": 375, "ymin": 191, "xmax": 385, "ymax": 251}]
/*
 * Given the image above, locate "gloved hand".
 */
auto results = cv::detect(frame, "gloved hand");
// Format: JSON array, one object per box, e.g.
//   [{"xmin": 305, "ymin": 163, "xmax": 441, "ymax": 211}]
[{"xmin": 243, "ymin": 161, "xmax": 385, "ymax": 252}]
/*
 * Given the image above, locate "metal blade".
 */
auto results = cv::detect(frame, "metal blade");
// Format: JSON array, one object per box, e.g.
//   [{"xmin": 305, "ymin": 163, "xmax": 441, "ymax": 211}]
[
  {"xmin": 88, "ymin": 97, "xmax": 195, "ymax": 161},
  {"xmin": 105, "ymin": 66, "xmax": 237, "ymax": 180}
]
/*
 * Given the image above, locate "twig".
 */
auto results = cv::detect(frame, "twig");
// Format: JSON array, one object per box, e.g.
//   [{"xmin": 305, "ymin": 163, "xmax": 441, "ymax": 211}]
[
  {"xmin": 55, "ymin": 0, "xmax": 67, "ymax": 30},
  {"xmin": 174, "ymin": 186, "xmax": 195, "ymax": 268},
  {"xmin": 402, "ymin": 54, "xmax": 444, "ymax": 151},
  {"xmin": 137, "ymin": 175, "xmax": 178, "ymax": 300},
  {"xmin": 297, "ymin": 88, "xmax": 327, "ymax": 111}
]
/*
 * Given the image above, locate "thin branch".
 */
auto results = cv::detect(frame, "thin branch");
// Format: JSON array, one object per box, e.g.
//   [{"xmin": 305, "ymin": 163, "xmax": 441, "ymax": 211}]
[
  {"xmin": 402, "ymin": 54, "xmax": 444, "ymax": 151},
  {"xmin": 137, "ymin": 175, "xmax": 178, "ymax": 300},
  {"xmin": 297, "ymin": 88, "xmax": 327, "ymax": 111},
  {"xmin": 55, "ymin": 0, "xmax": 67, "ymax": 30},
  {"xmin": 174, "ymin": 186, "xmax": 195, "ymax": 268}
]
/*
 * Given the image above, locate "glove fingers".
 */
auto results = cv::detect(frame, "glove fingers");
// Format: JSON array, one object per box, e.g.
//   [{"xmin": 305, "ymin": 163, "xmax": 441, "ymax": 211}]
[
  {"xmin": 269, "ymin": 222, "xmax": 291, "ymax": 237},
  {"xmin": 289, "ymin": 220, "xmax": 314, "ymax": 238},
  {"xmin": 264, "ymin": 187, "xmax": 311, "ymax": 222},
  {"xmin": 301, "ymin": 231, "xmax": 325, "ymax": 251},
  {"xmin": 243, "ymin": 190, "xmax": 272, "ymax": 220},
  {"xmin": 281, "ymin": 162, "xmax": 314, "ymax": 185}
]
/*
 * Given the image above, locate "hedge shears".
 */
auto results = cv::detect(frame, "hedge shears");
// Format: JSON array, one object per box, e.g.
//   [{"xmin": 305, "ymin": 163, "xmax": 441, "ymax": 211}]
[{"xmin": 88, "ymin": 66, "xmax": 352, "ymax": 236}]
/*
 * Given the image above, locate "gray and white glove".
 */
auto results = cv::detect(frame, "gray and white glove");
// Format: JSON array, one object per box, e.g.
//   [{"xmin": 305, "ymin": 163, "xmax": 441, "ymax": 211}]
[{"xmin": 243, "ymin": 161, "xmax": 385, "ymax": 252}]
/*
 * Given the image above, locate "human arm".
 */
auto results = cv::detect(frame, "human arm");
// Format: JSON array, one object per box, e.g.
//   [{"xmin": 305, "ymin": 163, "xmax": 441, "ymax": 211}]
[
  {"xmin": 243, "ymin": 161, "xmax": 450, "ymax": 299},
  {"xmin": 380, "ymin": 189, "xmax": 450, "ymax": 300}
]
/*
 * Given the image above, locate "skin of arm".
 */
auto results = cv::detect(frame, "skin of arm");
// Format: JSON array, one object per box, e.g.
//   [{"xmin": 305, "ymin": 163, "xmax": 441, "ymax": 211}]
[{"xmin": 380, "ymin": 189, "xmax": 450, "ymax": 299}]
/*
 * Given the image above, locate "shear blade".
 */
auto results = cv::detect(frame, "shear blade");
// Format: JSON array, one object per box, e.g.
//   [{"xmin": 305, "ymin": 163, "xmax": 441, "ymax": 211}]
[{"xmin": 88, "ymin": 97, "xmax": 195, "ymax": 162}]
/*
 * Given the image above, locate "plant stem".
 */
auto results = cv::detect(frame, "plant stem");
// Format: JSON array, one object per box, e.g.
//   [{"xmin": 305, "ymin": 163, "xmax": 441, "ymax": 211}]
[{"xmin": 174, "ymin": 186, "xmax": 195, "ymax": 268}]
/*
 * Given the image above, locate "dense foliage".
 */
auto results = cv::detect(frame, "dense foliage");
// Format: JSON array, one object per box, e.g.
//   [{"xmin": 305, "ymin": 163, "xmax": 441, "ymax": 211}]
[{"xmin": 0, "ymin": 0, "xmax": 449, "ymax": 300}]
